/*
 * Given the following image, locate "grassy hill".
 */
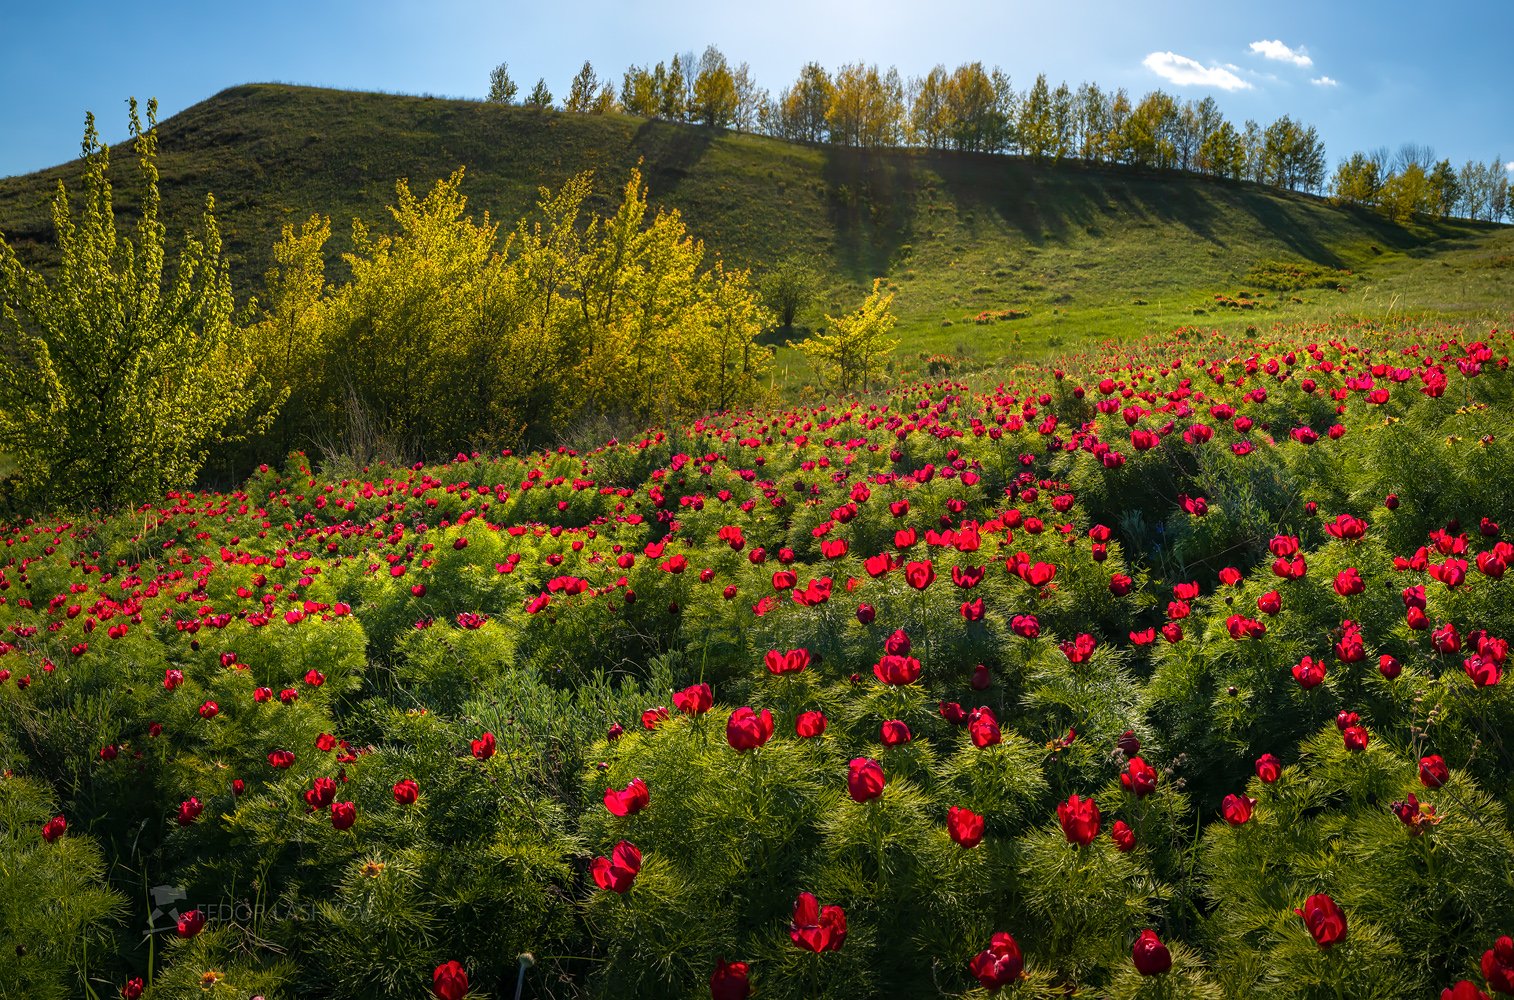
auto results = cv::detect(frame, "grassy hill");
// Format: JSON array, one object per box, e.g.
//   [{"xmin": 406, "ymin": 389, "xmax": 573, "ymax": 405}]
[{"xmin": 1, "ymin": 83, "xmax": 1509, "ymax": 375}]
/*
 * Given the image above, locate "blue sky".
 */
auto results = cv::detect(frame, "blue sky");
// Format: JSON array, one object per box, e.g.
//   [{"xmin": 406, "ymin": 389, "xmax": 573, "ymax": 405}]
[{"xmin": 2, "ymin": 0, "xmax": 1512, "ymax": 180}]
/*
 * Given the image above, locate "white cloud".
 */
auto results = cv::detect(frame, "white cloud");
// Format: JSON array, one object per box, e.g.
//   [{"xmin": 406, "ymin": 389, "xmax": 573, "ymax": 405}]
[
  {"xmin": 1311, "ymin": 76, "xmax": 1339, "ymax": 87},
  {"xmin": 1250, "ymin": 39, "xmax": 1313, "ymax": 68},
  {"xmin": 1142, "ymin": 52, "xmax": 1253, "ymax": 91},
  {"xmin": 1505, "ymin": 161, "xmax": 1514, "ymax": 172}
]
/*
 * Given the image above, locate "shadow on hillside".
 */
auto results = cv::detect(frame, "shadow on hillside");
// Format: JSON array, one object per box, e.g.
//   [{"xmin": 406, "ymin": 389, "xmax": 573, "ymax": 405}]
[
  {"xmin": 631, "ymin": 119, "xmax": 716, "ymax": 197},
  {"xmin": 818, "ymin": 147, "xmax": 921, "ymax": 280},
  {"xmin": 920, "ymin": 152, "xmax": 1432, "ymax": 268}
]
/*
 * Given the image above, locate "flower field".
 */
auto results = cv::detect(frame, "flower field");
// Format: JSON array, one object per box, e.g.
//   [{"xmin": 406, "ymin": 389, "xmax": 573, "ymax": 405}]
[{"xmin": 5, "ymin": 321, "xmax": 1514, "ymax": 999}]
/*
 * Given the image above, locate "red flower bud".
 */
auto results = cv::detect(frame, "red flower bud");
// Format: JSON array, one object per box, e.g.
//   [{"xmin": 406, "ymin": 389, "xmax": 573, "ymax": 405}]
[
  {"xmin": 433, "ymin": 961, "xmax": 469, "ymax": 1000},
  {"xmin": 947, "ymin": 805, "xmax": 985, "ymax": 847},
  {"xmin": 1111, "ymin": 819, "xmax": 1136, "ymax": 853},
  {"xmin": 1255, "ymin": 753, "xmax": 1281, "ymax": 783},
  {"xmin": 1131, "ymin": 928, "xmax": 1172, "ymax": 975},
  {"xmin": 1419, "ymin": 755, "xmax": 1449, "ymax": 789},
  {"xmin": 1295, "ymin": 893, "xmax": 1347, "ymax": 949},
  {"xmin": 847, "ymin": 757, "xmax": 885, "ymax": 802},
  {"xmin": 968, "ymin": 932, "xmax": 1024, "ymax": 990}
]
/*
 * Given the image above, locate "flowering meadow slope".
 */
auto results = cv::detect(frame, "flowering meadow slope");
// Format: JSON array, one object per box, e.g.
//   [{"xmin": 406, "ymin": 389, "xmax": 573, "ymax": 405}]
[{"xmin": 5, "ymin": 322, "xmax": 1514, "ymax": 1000}]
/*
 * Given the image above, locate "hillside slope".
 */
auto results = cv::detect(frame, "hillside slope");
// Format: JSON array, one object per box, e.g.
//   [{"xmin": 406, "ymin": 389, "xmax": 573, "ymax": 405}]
[{"xmin": 0, "ymin": 84, "xmax": 1506, "ymax": 367}]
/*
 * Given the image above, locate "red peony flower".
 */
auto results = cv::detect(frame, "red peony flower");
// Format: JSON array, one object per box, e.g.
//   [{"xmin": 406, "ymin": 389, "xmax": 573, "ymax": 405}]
[
  {"xmin": 1131, "ymin": 928, "xmax": 1172, "ymax": 975},
  {"xmin": 873, "ymin": 654, "xmax": 922, "ymax": 686},
  {"xmin": 1060, "ymin": 633, "xmax": 1097, "ymax": 663},
  {"xmin": 393, "ymin": 779, "xmax": 419, "ymax": 805},
  {"xmin": 1222, "ymin": 793, "xmax": 1256, "ymax": 826},
  {"xmin": 709, "ymin": 958, "xmax": 751, "ymax": 1000},
  {"xmin": 905, "ymin": 560, "xmax": 936, "ymax": 590},
  {"xmin": 967, "ymin": 706, "xmax": 1002, "ymax": 748},
  {"xmin": 591, "ymin": 839, "xmax": 643, "ymax": 893},
  {"xmin": 433, "ymin": 960, "xmax": 469, "ymax": 1000},
  {"xmin": 1419, "ymin": 755, "xmax": 1450, "ymax": 789},
  {"xmin": 1057, "ymin": 793, "xmax": 1101, "ymax": 846},
  {"xmin": 1111, "ymin": 820, "xmax": 1136, "ymax": 853},
  {"xmin": 673, "ymin": 682, "xmax": 713, "ymax": 715},
  {"xmin": 1255, "ymin": 753, "xmax": 1281, "ymax": 783},
  {"xmin": 304, "ymin": 776, "xmax": 337, "ymax": 809},
  {"xmin": 1293, "ymin": 656, "xmax": 1327, "ymax": 689},
  {"xmin": 176, "ymin": 909, "xmax": 206, "ymax": 938},
  {"xmin": 795, "ymin": 711, "xmax": 827, "ymax": 738},
  {"xmin": 330, "ymin": 801, "xmax": 356, "ymax": 830},
  {"xmin": 968, "ymin": 932, "xmax": 1024, "ymax": 990},
  {"xmin": 947, "ymin": 805, "xmax": 985, "ymax": 848},
  {"xmin": 1295, "ymin": 894, "xmax": 1347, "ymax": 949},
  {"xmin": 471, "ymin": 731, "xmax": 496, "ymax": 760},
  {"xmin": 1334, "ymin": 568, "xmax": 1365, "ymax": 596},
  {"xmin": 726, "ymin": 707, "xmax": 775, "ymax": 752},
  {"xmin": 764, "ymin": 648, "xmax": 810, "ymax": 675},
  {"xmin": 847, "ymin": 757, "xmax": 885, "ymax": 802},
  {"xmin": 1121, "ymin": 756, "xmax": 1158, "ymax": 797},
  {"xmin": 789, "ymin": 891, "xmax": 847, "ymax": 952},
  {"xmin": 177, "ymin": 797, "xmax": 203, "ymax": 826},
  {"xmin": 1482, "ymin": 936, "xmax": 1514, "ymax": 994},
  {"xmin": 604, "ymin": 777, "xmax": 650, "ymax": 816}
]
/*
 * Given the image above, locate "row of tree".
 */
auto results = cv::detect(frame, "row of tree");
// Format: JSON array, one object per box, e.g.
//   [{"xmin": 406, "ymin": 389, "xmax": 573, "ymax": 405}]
[
  {"xmin": 488, "ymin": 50, "xmax": 1512, "ymax": 219},
  {"xmin": 1330, "ymin": 146, "xmax": 1510, "ymax": 223},
  {"xmin": 487, "ymin": 51, "xmax": 1331, "ymax": 192}
]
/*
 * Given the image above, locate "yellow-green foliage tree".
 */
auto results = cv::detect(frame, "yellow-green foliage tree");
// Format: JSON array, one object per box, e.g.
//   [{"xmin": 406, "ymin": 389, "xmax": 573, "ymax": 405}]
[
  {"xmin": 262, "ymin": 168, "xmax": 772, "ymax": 459},
  {"xmin": 255, "ymin": 214, "xmax": 332, "ymax": 456},
  {"xmin": 800, "ymin": 278, "xmax": 898, "ymax": 395},
  {"xmin": 691, "ymin": 46, "xmax": 738, "ymax": 127},
  {"xmin": 827, "ymin": 63, "xmax": 905, "ymax": 147},
  {"xmin": 0, "ymin": 99, "xmax": 271, "ymax": 510},
  {"xmin": 1378, "ymin": 162, "xmax": 1431, "ymax": 223}
]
